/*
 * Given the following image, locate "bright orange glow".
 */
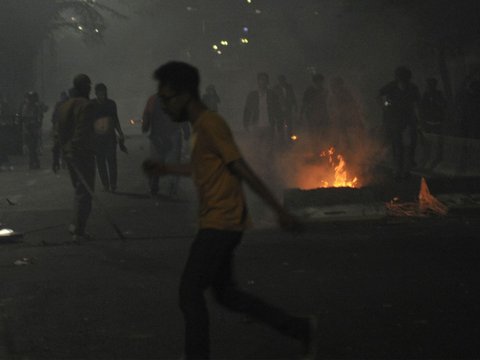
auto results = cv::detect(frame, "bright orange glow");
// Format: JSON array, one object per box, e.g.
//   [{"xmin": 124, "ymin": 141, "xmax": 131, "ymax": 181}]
[
  {"xmin": 290, "ymin": 135, "xmax": 298, "ymax": 141},
  {"xmin": 296, "ymin": 147, "xmax": 359, "ymax": 189}
]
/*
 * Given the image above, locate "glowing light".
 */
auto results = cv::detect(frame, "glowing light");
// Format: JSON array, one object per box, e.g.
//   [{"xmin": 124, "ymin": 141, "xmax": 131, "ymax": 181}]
[
  {"xmin": 290, "ymin": 135, "xmax": 298, "ymax": 141},
  {"xmin": 71, "ymin": 17, "xmax": 76, "ymax": 21},
  {"xmin": 296, "ymin": 147, "xmax": 359, "ymax": 190},
  {"xmin": 217, "ymin": 50, "xmax": 222, "ymax": 55},
  {"xmin": 78, "ymin": 25, "xmax": 83, "ymax": 31},
  {"xmin": 241, "ymin": 38, "xmax": 249, "ymax": 44},
  {"xmin": 220, "ymin": 40, "xmax": 229, "ymax": 46},
  {"xmin": 0, "ymin": 229, "xmax": 14, "ymax": 237},
  {"xmin": 212, "ymin": 44, "xmax": 218, "ymax": 50},
  {"xmin": 243, "ymin": 26, "xmax": 249, "ymax": 33},
  {"xmin": 255, "ymin": 9, "xmax": 262, "ymax": 14},
  {"xmin": 94, "ymin": 28, "xmax": 99, "ymax": 33},
  {"xmin": 246, "ymin": 0, "xmax": 252, "ymax": 3}
]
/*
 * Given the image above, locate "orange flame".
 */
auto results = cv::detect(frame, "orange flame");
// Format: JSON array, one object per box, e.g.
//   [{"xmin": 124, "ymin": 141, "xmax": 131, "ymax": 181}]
[{"xmin": 297, "ymin": 147, "xmax": 359, "ymax": 189}]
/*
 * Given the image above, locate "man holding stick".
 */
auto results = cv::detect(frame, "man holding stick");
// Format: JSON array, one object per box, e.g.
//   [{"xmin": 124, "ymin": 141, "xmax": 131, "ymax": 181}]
[{"xmin": 143, "ymin": 62, "xmax": 316, "ymax": 360}]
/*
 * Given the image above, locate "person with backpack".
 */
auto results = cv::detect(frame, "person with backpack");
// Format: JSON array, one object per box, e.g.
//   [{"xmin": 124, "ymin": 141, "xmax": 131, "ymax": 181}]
[{"xmin": 91, "ymin": 83, "xmax": 125, "ymax": 192}]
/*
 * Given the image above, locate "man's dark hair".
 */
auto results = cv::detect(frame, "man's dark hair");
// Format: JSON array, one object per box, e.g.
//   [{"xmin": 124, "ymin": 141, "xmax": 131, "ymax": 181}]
[
  {"xmin": 312, "ymin": 74, "xmax": 325, "ymax": 83},
  {"xmin": 73, "ymin": 74, "xmax": 91, "ymax": 90},
  {"xmin": 395, "ymin": 66, "xmax": 412, "ymax": 82},
  {"xmin": 154, "ymin": 62, "xmax": 200, "ymax": 99},
  {"xmin": 95, "ymin": 83, "xmax": 107, "ymax": 92}
]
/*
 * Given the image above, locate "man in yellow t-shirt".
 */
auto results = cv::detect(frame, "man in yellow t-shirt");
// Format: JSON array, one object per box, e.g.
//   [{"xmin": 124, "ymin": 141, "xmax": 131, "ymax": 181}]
[{"xmin": 143, "ymin": 62, "xmax": 316, "ymax": 360}]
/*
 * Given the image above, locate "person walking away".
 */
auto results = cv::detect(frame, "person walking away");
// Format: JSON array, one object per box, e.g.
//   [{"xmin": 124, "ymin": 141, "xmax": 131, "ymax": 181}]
[
  {"xmin": 201, "ymin": 84, "xmax": 220, "ymax": 112},
  {"xmin": 273, "ymin": 75, "xmax": 298, "ymax": 142},
  {"xmin": 0, "ymin": 93, "xmax": 13, "ymax": 171},
  {"xmin": 243, "ymin": 72, "xmax": 281, "ymax": 156},
  {"xmin": 379, "ymin": 66, "xmax": 421, "ymax": 179},
  {"xmin": 329, "ymin": 77, "xmax": 364, "ymax": 160},
  {"xmin": 301, "ymin": 74, "xmax": 329, "ymax": 152},
  {"xmin": 142, "ymin": 93, "xmax": 190, "ymax": 197},
  {"xmin": 52, "ymin": 74, "xmax": 96, "ymax": 241},
  {"xmin": 19, "ymin": 91, "xmax": 47, "ymax": 169},
  {"xmin": 91, "ymin": 83, "xmax": 125, "ymax": 192},
  {"xmin": 143, "ymin": 62, "xmax": 316, "ymax": 360},
  {"xmin": 419, "ymin": 78, "xmax": 447, "ymax": 169},
  {"xmin": 420, "ymin": 78, "xmax": 446, "ymax": 135}
]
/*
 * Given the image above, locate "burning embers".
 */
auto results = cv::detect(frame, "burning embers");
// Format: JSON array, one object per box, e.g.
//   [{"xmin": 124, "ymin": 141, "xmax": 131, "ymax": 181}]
[{"xmin": 296, "ymin": 146, "xmax": 359, "ymax": 190}]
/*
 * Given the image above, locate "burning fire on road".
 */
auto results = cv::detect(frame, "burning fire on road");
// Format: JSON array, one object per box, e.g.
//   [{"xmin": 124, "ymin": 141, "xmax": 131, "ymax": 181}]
[{"xmin": 295, "ymin": 146, "xmax": 359, "ymax": 190}]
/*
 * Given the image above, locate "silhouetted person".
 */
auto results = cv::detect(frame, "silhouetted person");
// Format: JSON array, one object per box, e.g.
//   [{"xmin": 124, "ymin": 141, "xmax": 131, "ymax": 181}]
[
  {"xmin": 460, "ymin": 80, "xmax": 480, "ymax": 139},
  {"xmin": 273, "ymin": 74, "xmax": 297, "ymax": 140},
  {"xmin": 19, "ymin": 91, "xmax": 47, "ymax": 169},
  {"xmin": 201, "ymin": 84, "xmax": 220, "ymax": 112},
  {"xmin": 379, "ymin": 66, "xmax": 421, "ymax": 178},
  {"xmin": 0, "ymin": 93, "xmax": 13, "ymax": 170},
  {"xmin": 143, "ymin": 62, "xmax": 316, "ymax": 360},
  {"xmin": 243, "ymin": 72, "xmax": 281, "ymax": 153},
  {"xmin": 92, "ymin": 83, "xmax": 125, "ymax": 192},
  {"xmin": 420, "ymin": 78, "xmax": 446, "ymax": 134},
  {"xmin": 142, "ymin": 94, "xmax": 189, "ymax": 197},
  {"xmin": 50, "ymin": 91, "xmax": 70, "ymax": 169},
  {"xmin": 52, "ymin": 74, "xmax": 96, "ymax": 241},
  {"xmin": 301, "ymin": 74, "xmax": 329, "ymax": 150},
  {"xmin": 51, "ymin": 91, "xmax": 69, "ymax": 128},
  {"xmin": 329, "ymin": 77, "xmax": 364, "ymax": 157}
]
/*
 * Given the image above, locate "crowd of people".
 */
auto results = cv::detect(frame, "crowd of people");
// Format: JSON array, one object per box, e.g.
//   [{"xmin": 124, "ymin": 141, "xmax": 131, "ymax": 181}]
[{"xmin": 1, "ymin": 61, "xmax": 480, "ymax": 359}]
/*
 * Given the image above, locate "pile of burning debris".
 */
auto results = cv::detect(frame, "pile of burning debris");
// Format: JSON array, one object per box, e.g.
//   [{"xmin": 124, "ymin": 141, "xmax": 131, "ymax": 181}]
[{"xmin": 282, "ymin": 145, "xmax": 465, "ymax": 221}]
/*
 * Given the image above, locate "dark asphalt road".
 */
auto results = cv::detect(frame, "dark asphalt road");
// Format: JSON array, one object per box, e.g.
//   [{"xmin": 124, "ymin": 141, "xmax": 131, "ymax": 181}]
[{"xmin": 1, "ymin": 134, "xmax": 479, "ymax": 359}]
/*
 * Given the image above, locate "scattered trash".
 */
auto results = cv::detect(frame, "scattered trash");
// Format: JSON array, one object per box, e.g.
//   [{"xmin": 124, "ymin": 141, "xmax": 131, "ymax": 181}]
[
  {"xmin": 419, "ymin": 178, "xmax": 448, "ymax": 215},
  {"xmin": 0, "ymin": 228, "xmax": 15, "ymax": 236},
  {"xmin": 14, "ymin": 258, "xmax": 34, "ymax": 266},
  {"xmin": 0, "ymin": 227, "xmax": 22, "ymax": 241}
]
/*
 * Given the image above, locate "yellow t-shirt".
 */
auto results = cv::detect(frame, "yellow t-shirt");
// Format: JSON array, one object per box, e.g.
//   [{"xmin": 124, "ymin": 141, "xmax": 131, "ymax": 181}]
[{"xmin": 191, "ymin": 111, "xmax": 249, "ymax": 231}]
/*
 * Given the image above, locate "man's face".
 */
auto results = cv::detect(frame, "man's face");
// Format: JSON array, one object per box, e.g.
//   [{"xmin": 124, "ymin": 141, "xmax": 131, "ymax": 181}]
[
  {"xmin": 96, "ymin": 90, "xmax": 107, "ymax": 102},
  {"xmin": 158, "ymin": 83, "xmax": 190, "ymax": 123}
]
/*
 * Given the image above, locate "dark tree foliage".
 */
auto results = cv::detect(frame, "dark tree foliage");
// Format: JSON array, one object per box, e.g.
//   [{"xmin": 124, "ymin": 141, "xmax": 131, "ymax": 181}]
[{"xmin": 0, "ymin": 0, "xmax": 123, "ymax": 97}]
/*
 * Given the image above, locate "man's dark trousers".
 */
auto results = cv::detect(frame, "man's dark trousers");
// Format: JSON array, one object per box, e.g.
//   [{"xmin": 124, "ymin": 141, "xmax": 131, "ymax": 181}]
[
  {"xmin": 179, "ymin": 229, "xmax": 307, "ymax": 359},
  {"xmin": 96, "ymin": 137, "xmax": 117, "ymax": 190},
  {"xmin": 67, "ymin": 154, "xmax": 95, "ymax": 235}
]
